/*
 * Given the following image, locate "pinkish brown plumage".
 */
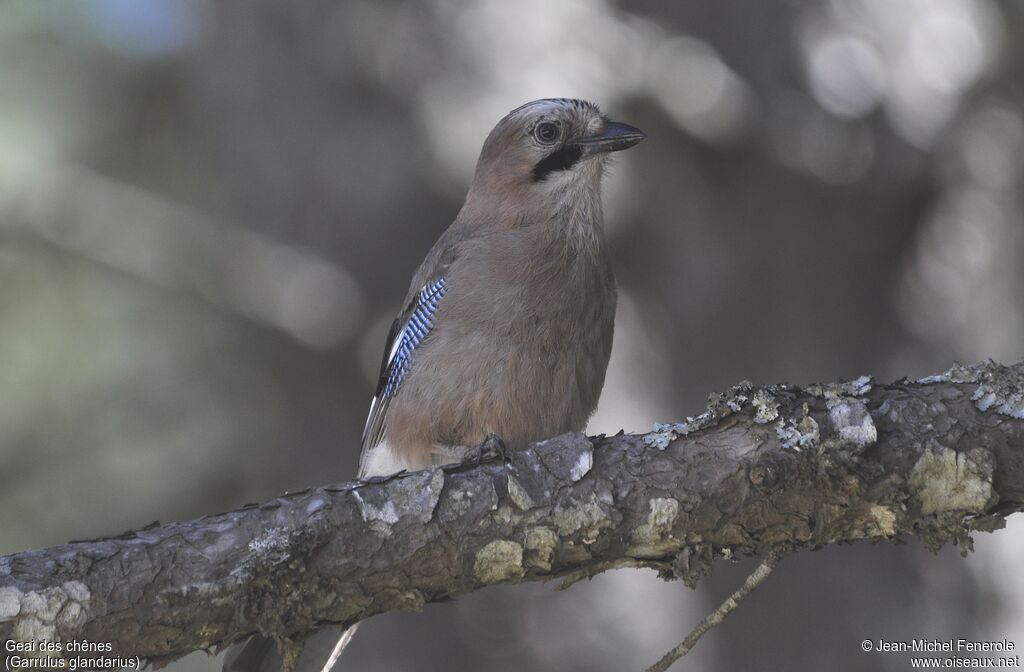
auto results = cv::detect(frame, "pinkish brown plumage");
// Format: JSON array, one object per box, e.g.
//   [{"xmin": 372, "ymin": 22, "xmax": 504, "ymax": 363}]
[{"xmin": 359, "ymin": 98, "xmax": 644, "ymax": 477}]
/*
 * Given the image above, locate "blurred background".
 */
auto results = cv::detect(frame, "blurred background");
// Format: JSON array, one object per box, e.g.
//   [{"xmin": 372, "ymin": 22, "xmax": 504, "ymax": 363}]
[{"xmin": 1, "ymin": 1, "xmax": 1022, "ymax": 670}]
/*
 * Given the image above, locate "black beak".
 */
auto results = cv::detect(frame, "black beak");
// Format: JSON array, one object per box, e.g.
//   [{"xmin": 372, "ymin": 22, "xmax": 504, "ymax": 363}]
[{"xmin": 575, "ymin": 121, "xmax": 646, "ymax": 155}]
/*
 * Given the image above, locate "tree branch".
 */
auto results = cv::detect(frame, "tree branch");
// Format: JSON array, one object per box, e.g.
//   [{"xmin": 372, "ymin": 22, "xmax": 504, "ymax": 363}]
[
  {"xmin": 645, "ymin": 552, "xmax": 780, "ymax": 672},
  {"xmin": 2, "ymin": 361, "xmax": 1023, "ymax": 668}
]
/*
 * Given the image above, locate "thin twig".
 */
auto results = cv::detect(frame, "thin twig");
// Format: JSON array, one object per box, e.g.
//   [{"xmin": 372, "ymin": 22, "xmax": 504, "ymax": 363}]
[{"xmin": 645, "ymin": 552, "xmax": 781, "ymax": 672}]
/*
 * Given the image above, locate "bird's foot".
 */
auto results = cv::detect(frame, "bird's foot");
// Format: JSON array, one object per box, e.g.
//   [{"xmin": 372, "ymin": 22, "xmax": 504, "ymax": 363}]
[
  {"xmin": 433, "ymin": 433, "xmax": 508, "ymax": 468},
  {"xmin": 478, "ymin": 432, "xmax": 508, "ymax": 463}
]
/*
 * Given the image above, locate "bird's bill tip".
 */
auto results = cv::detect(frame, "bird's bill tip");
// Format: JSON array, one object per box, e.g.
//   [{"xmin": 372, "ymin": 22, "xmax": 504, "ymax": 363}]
[{"xmin": 575, "ymin": 121, "xmax": 646, "ymax": 154}]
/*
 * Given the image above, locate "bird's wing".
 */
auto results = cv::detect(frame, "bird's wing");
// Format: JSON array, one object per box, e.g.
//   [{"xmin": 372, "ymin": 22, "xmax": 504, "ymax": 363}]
[{"xmin": 358, "ymin": 274, "xmax": 448, "ymax": 473}]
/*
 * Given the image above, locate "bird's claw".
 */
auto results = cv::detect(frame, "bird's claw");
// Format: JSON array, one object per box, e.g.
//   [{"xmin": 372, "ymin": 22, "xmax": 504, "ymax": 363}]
[
  {"xmin": 436, "ymin": 434, "xmax": 509, "ymax": 470},
  {"xmin": 461, "ymin": 433, "xmax": 508, "ymax": 466},
  {"xmin": 478, "ymin": 432, "xmax": 509, "ymax": 463}
]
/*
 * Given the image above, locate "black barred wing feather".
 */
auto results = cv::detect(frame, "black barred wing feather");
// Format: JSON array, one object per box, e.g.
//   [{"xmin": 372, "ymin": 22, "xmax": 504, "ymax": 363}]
[
  {"xmin": 359, "ymin": 277, "xmax": 447, "ymax": 466},
  {"xmin": 383, "ymin": 278, "xmax": 447, "ymax": 397}
]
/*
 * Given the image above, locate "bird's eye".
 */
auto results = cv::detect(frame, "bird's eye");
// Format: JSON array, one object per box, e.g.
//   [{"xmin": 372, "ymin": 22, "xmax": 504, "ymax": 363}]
[{"xmin": 533, "ymin": 122, "xmax": 560, "ymax": 145}]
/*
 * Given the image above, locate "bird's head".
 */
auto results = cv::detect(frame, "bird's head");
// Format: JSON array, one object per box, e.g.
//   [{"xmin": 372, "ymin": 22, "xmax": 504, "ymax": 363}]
[{"xmin": 468, "ymin": 98, "xmax": 645, "ymax": 210}]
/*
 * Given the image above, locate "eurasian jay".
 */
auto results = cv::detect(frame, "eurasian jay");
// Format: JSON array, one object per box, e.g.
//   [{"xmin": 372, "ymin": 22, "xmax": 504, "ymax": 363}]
[{"xmin": 224, "ymin": 97, "xmax": 644, "ymax": 672}]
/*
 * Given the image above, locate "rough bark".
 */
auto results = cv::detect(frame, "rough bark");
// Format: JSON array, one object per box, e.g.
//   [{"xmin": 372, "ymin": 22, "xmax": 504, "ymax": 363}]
[{"xmin": 2, "ymin": 361, "xmax": 1023, "ymax": 668}]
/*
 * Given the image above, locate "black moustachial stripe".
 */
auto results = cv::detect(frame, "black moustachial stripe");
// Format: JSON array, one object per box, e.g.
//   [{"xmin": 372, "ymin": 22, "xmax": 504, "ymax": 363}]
[{"xmin": 531, "ymin": 144, "xmax": 583, "ymax": 182}]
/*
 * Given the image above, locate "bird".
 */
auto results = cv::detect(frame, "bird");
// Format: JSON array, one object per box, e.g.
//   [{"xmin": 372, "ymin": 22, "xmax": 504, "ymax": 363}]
[
  {"xmin": 359, "ymin": 97, "xmax": 645, "ymax": 477},
  {"xmin": 223, "ymin": 97, "xmax": 644, "ymax": 672}
]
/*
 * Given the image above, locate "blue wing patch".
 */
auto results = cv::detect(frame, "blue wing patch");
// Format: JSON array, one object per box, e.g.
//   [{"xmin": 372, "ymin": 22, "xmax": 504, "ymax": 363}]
[
  {"xmin": 384, "ymin": 277, "xmax": 447, "ymax": 398},
  {"xmin": 360, "ymin": 277, "xmax": 447, "ymax": 462}
]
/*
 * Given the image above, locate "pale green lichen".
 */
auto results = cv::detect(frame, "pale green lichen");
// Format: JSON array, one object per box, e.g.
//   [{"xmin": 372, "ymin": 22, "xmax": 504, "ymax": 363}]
[
  {"xmin": 919, "ymin": 360, "xmax": 1024, "ymax": 419},
  {"xmin": 751, "ymin": 389, "xmax": 780, "ymax": 424},
  {"xmin": 552, "ymin": 492, "xmax": 613, "ymax": 537},
  {"xmin": 801, "ymin": 374, "xmax": 877, "ymax": 450},
  {"xmin": 569, "ymin": 448, "xmax": 593, "ymax": 481},
  {"xmin": 423, "ymin": 469, "xmax": 447, "ymax": 520},
  {"xmin": 866, "ymin": 505, "xmax": 897, "ymax": 537},
  {"xmin": 846, "ymin": 504, "xmax": 897, "ymax": 540},
  {"xmin": 473, "ymin": 540, "xmax": 525, "ymax": 584},
  {"xmin": 397, "ymin": 468, "xmax": 446, "ymax": 523},
  {"xmin": 643, "ymin": 382, "xmax": 756, "ymax": 448},
  {"xmin": 645, "ymin": 382, "xmax": 794, "ymax": 447},
  {"xmin": 909, "ymin": 445, "xmax": 994, "ymax": 515},
  {"xmin": 394, "ymin": 590, "xmax": 426, "ymax": 611},
  {"xmin": 13, "ymin": 615, "xmax": 56, "ymax": 643},
  {"xmin": 0, "ymin": 586, "xmax": 21, "ymax": 620},
  {"xmin": 355, "ymin": 469, "xmax": 446, "ymax": 535},
  {"xmin": 56, "ymin": 601, "xmax": 85, "ymax": 630},
  {"xmin": 971, "ymin": 365, "xmax": 1024, "ymax": 419},
  {"xmin": 917, "ymin": 361, "xmax": 982, "ymax": 385},
  {"xmin": 776, "ymin": 404, "xmax": 820, "ymax": 451},
  {"xmin": 523, "ymin": 527, "xmax": 559, "ymax": 572},
  {"xmin": 5, "ymin": 582, "xmax": 92, "ymax": 650},
  {"xmin": 644, "ymin": 423, "xmax": 685, "ymax": 449},
  {"xmin": 507, "ymin": 475, "xmax": 535, "ymax": 511},
  {"xmin": 443, "ymin": 487, "xmax": 474, "ymax": 518},
  {"xmin": 248, "ymin": 526, "xmax": 291, "ymax": 554},
  {"xmin": 353, "ymin": 492, "xmax": 399, "ymax": 532},
  {"xmin": 827, "ymin": 401, "xmax": 877, "ymax": 448},
  {"xmin": 61, "ymin": 581, "xmax": 89, "ymax": 603},
  {"xmin": 21, "ymin": 588, "xmax": 64, "ymax": 622},
  {"xmin": 493, "ymin": 505, "xmax": 519, "ymax": 526},
  {"xmin": 629, "ymin": 498, "xmax": 681, "ymax": 558},
  {"xmin": 808, "ymin": 375, "xmax": 873, "ymax": 399}
]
